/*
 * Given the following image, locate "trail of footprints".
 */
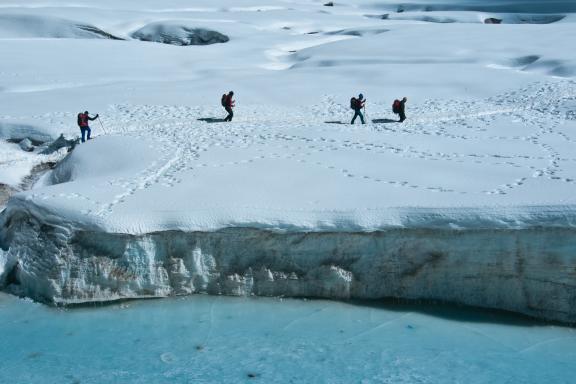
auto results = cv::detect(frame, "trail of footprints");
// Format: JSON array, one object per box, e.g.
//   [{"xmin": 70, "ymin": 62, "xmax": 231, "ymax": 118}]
[{"xmin": 22, "ymin": 80, "xmax": 576, "ymax": 215}]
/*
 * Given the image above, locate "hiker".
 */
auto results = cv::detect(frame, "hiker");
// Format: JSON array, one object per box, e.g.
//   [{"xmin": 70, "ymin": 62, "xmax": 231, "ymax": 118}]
[
  {"xmin": 392, "ymin": 97, "xmax": 408, "ymax": 123},
  {"xmin": 77, "ymin": 111, "xmax": 99, "ymax": 142},
  {"xmin": 222, "ymin": 91, "xmax": 235, "ymax": 122},
  {"xmin": 350, "ymin": 93, "xmax": 366, "ymax": 124}
]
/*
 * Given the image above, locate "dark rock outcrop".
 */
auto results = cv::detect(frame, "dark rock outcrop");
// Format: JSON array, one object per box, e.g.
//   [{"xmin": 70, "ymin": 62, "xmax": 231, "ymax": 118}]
[
  {"xmin": 484, "ymin": 18, "xmax": 503, "ymax": 24},
  {"xmin": 38, "ymin": 134, "xmax": 79, "ymax": 155},
  {"xmin": 131, "ymin": 23, "xmax": 229, "ymax": 46}
]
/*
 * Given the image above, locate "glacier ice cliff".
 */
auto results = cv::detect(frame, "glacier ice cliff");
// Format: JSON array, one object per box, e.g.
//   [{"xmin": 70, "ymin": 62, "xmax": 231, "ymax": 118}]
[{"xmin": 0, "ymin": 203, "xmax": 574, "ymax": 324}]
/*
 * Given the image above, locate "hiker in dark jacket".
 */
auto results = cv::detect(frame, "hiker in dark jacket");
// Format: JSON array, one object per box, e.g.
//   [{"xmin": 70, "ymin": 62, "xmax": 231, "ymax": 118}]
[
  {"xmin": 398, "ymin": 97, "xmax": 407, "ymax": 123},
  {"xmin": 77, "ymin": 111, "xmax": 98, "ymax": 142},
  {"xmin": 223, "ymin": 91, "xmax": 235, "ymax": 122},
  {"xmin": 351, "ymin": 93, "xmax": 366, "ymax": 124}
]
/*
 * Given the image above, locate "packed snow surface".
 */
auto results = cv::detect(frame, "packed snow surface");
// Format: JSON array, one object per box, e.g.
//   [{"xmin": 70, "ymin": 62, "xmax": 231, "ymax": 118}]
[
  {"xmin": 0, "ymin": 0, "xmax": 576, "ymax": 321},
  {"xmin": 4, "ymin": 82, "xmax": 576, "ymax": 233}
]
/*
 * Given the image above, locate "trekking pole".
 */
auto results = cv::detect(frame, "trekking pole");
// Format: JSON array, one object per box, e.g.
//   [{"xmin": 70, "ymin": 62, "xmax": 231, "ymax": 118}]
[{"xmin": 98, "ymin": 116, "xmax": 108, "ymax": 135}]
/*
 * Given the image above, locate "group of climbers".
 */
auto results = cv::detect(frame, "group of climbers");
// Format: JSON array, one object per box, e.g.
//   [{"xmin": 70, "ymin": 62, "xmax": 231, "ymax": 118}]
[
  {"xmin": 216, "ymin": 91, "xmax": 408, "ymax": 125},
  {"xmin": 350, "ymin": 94, "xmax": 408, "ymax": 125},
  {"xmin": 76, "ymin": 91, "xmax": 407, "ymax": 141}
]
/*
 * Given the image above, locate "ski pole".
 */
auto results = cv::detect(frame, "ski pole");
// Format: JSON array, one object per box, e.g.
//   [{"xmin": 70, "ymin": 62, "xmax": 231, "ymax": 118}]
[{"xmin": 98, "ymin": 116, "xmax": 108, "ymax": 135}]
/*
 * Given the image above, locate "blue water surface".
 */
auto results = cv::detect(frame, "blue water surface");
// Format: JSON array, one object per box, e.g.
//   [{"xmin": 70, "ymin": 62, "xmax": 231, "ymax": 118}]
[{"xmin": 1, "ymin": 293, "xmax": 575, "ymax": 384}]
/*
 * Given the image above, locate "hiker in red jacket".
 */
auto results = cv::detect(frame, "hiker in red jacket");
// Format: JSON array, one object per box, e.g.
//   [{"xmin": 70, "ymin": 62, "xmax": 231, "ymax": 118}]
[
  {"xmin": 77, "ymin": 111, "xmax": 98, "ymax": 142},
  {"xmin": 223, "ymin": 91, "xmax": 235, "ymax": 122}
]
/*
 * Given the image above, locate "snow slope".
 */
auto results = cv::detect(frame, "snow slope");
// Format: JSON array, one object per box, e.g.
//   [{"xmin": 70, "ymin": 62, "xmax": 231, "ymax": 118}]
[
  {"xmin": 0, "ymin": 14, "xmax": 122, "ymax": 39},
  {"xmin": 0, "ymin": 0, "xmax": 576, "ymax": 321},
  {"xmin": 4, "ymin": 80, "xmax": 576, "ymax": 233}
]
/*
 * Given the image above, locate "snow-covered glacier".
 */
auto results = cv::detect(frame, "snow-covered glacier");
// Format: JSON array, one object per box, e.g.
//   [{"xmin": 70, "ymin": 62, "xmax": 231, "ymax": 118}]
[{"xmin": 1, "ymin": 0, "xmax": 576, "ymax": 328}]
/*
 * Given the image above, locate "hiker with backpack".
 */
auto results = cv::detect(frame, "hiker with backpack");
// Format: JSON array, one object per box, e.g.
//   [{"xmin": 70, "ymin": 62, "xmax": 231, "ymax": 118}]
[
  {"xmin": 392, "ymin": 97, "xmax": 408, "ymax": 122},
  {"xmin": 222, "ymin": 91, "xmax": 235, "ymax": 122},
  {"xmin": 350, "ymin": 93, "xmax": 366, "ymax": 124},
  {"xmin": 77, "ymin": 111, "xmax": 99, "ymax": 142}
]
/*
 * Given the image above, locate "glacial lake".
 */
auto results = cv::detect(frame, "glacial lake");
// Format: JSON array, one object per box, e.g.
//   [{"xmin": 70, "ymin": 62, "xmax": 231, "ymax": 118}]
[{"xmin": 1, "ymin": 293, "xmax": 575, "ymax": 383}]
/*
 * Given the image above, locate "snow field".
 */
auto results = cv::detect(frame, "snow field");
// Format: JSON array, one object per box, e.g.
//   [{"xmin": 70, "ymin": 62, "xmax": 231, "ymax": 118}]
[{"xmin": 11, "ymin": 79, "xmax": 575, "ymax": 235}]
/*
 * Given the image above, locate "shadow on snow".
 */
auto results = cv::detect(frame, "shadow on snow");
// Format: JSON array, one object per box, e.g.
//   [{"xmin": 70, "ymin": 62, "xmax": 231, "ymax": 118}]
[
  {"xmin": 197, "ymin": 117, "xmax": 226, "ymax": 123},
  {"xmin": 372, "ymin": 118, "xmax": 398, "ymax": 124}
]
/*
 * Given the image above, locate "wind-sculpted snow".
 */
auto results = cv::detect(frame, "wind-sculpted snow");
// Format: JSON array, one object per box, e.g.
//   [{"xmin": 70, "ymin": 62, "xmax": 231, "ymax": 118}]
[
  {"xmin": 367, "ymin": 12, "xmax": 566, "ymax": 24},
  {"xmin": 369, "ymin": 0, "xmax": 576, "ymax": 14},
  {"xmin": 0, "ymin": 14, "xmax": 122, "ymax": 40}
]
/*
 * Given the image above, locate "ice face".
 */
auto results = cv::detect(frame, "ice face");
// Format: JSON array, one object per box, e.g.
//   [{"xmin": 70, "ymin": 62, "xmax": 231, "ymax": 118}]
[
  {"xmin": 1, "ymin": 216, "xmax": 575, "ymax": 323},
  {"xmin": 1, "ymin": 293, "xmax": 575, "ymax": 384}
]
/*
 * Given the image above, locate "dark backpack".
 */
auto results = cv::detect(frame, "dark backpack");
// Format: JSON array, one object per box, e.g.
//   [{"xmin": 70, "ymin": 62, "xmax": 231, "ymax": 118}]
[
  {"xmin": 221, "ymin": 94, "xmax": 227, "ymax": 107},
  {"xmin": 350, "ymin": 97, "xmax": 357, "ymax": 110},
  {"xmin": 77, "ymin": 113, "xmax": 82, "ymax": 126},
  {"xmin": 392, "ymin": 99, "xmax": 401, "ymax": 114}
]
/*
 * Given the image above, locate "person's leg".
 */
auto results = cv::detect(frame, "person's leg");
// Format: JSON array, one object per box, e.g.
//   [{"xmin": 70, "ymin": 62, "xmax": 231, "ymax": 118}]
[
  {"xmin": 351, "ymin": 110, "xmax": 358, "ymax": 124},
  {"xmin": 81, "ymin": 127, "xmax": 86, "ymax": 142},
  {"xmin": 359, "ymin": 110, "xmax": 365, "ymax": 124},
  {"xmin": 87, "ymin": 127, "xmax": 92, "ymax": 140},
  {"xmin": 225, "ymin": 107, "xmax": 233, "ymax": 121},
  {"xmin": 399, "ymin": 111, "xmax": 406, "ymax": 122}
]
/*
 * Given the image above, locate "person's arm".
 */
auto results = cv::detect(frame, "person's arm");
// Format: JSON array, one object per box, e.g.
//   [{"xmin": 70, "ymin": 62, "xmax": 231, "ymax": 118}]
[{"xmin": 88, "ymin": 114, "xmax": 99, "ymax": 121}]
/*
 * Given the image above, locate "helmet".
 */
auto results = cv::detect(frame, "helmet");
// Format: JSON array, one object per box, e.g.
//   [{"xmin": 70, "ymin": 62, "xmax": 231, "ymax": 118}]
[
  {"xmin": 358, "ymin": 94, "xmax": 364, "ymax": 99},
  {"xmin": 84, "ymin": 111, "xmax": 89, "ymax": 114}
]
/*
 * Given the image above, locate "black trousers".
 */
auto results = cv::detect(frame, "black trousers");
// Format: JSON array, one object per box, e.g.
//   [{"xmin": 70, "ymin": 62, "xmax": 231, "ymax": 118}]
[
  {"xmin": 351, "ymin": 109, "xmax": 365, "ymax": 124},
  {"xmin": 399, "ymin": 111, "xmax": 406, "ymax": 122},
  {"xmin": 224, "ymin": 106, "xmax": 234, "ymax": 121}
]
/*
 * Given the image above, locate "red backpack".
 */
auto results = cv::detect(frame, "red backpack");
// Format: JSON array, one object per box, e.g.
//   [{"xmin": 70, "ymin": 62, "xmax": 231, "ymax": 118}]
[
  {"xmin": 77, "ymin": 113, "xmax": 88, "ymax": 127},
  {"xmin": 392, "ymin": 99, "xmax": 401, "ymax": 114}
]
